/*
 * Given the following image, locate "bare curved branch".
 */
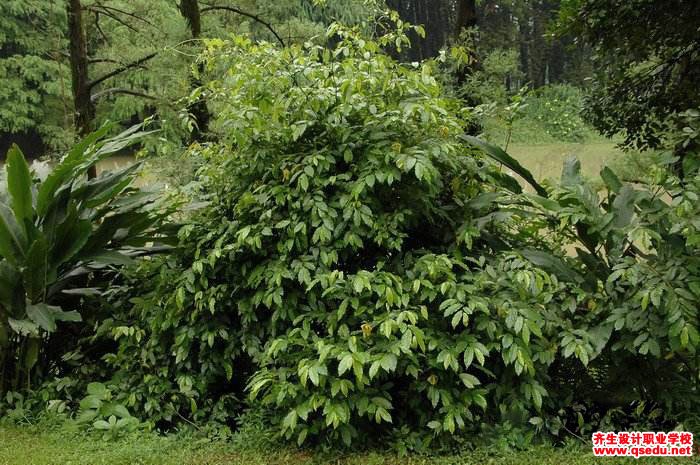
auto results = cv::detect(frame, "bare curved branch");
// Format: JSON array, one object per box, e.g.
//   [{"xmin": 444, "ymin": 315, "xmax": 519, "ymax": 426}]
[
  {"xmin": 91, "ymin": 4, "xmax": 157, "ymax": 28},
  {"xmin": 200, "ymin": 5, "xmax": 285, "ymax": 46},
  {"xmin": 88, "ymin": 53, "xmax": 157, "ymax": 90},
  {"xmin": 91, "ymin": 88, "xmax": 156, "ymax": 102}
]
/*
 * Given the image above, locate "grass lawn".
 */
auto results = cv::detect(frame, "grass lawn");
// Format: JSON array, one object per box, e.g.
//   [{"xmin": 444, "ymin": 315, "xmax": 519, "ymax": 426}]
[
  {"xmin": 506, "ymin": 141, "xmax": 623, "ymax": 182},
  {"xmin": 2, "ymin": 425, "xmax": 698, "ymax": 465}
]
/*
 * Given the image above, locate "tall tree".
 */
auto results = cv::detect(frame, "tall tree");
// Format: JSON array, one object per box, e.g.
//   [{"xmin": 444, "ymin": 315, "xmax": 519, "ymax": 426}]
[
  {"xmin": 66, "ymin": 0, "xmax": 93, "ymax": 138},
  {"xmin": 0, "ymin": 1, "xmax": 68, "ymax": 158},
  {"xmin": 386, "ymin": 0, "xmax": 463, "ymax": 61},
  {"xmin": 560, "ymin": 0, "xmax": 700, "ymax": 155},
  {"xmin": 66, "ymin": 0, "xmax": 162, "ymax": 176},
  {"xmin": 178, "ymin": 0, "xmax": 209, "ymax": 143},
  {"xmin": 3, "ymin": 0, "xmax": 371, "ymax": 158},
  {"xmin": 456, "ymin": 0, "xmax": 478, "ymax": 34}
]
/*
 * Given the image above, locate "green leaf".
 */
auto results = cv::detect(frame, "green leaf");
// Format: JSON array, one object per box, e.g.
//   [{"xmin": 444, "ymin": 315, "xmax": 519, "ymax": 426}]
[
  {"xmin": 521, "ymin": 249, "xmax": 583, "ymax": 283},
  {"xmin": 93, "ymin": 420, "xmax": 111, "ymax": 430},
  {"xmin": 87, "ymin": 382, "xmax": 107, "ymax": 396},
  {"xmin": 5, "ymin": 144, "xmax": 34, "ymax": 222},
  {"xmin": 61, "ymin": 288, "xmax": 101, "ymax": 296},
  {"xmin": 23, "ymin": 337, "xmax": 40, "ymax": 370},
  {"xmin": 52, "ymin": 211, "xmax": 92, "ymax": 266},
  {"xmin": 23, "ymin": 235, "xmax": 49, "ymax": 301},
  {"xmin": 0, "ymin": 261, "xmax": 19, "ymax": 309},
  {"xmin": 109, "ymin": 404, "xmax": 131, "ymax": 419},
  {"xmin": 460, "ymin": 135, "xmax": 548, "ymax": 197},
  {"xmin": 488, "ymin": 170, "xmax": 523, "ymax": 194},
  {"xmin": 84, "ymin": 250, "xmax": 135, "ymax": 267},
  {"xmin": 611, "ymin": 185, "xmax": 636, "ymax": 229},
  {"xmin": 459, "ymin": 373, "xmax": 480, "ymax": 388},
  {"xmin": 53, "ymin": 309, "xmax": 82, "ymax": 323},
  {"xmin": 600, "ymin": 166, "xmax": 622, "ymax": 193},
  {"xmin": 73, "ymin": 163, "xmax": 140, "ymax": 209},
  {"xmin": 8, "ymin": 318, "xmax": 39, "ymax": 337},
  {"xmin": 80, "ymin": 395, "xmax": 102, "ymax": 410},
  {"xmin": 76, "ymin": 409, "xmax": 99, "ymax": 424},
  {"xmin": 561, "ymin": 156, "xmax": 582, "ymax": 186},
  {"xmin": 379, "ymin": 353, "xmax": 397, "ymax": 372},
  {"xmin": 338, "ymin": 354, "xmax": 353, "ymax": 376},
  {"xmin": 26, "ymin": 303, "xmax": 59, "ymax": 333},
  {"xmin": 524, "ymin": 193, "xmax": 561, "ymax": 212},
  {"xmin": 95, "ymin": 125, "xmax": 157, "ymax": 158},
  {"xmin": 36, "ymin": 125, "xmax": 112, "ymax": 217},
  {"xmin": 297, "ymin": 428, "xmax": 308, "ymax": 446},
  {"xmin": 0, "ymin": 203, "xmax": 27, "ymax": 263}
]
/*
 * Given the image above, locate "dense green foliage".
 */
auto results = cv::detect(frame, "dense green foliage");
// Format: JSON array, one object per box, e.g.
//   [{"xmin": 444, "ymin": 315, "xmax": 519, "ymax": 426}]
[
  {"xmin": 0, "ymin": 1, "xmax": 70, "ymax": 152},
  {"xmin": 0, "ymin": 126, "xmax": 169, "ymax": 395},
  {"xmin": 559, "ymin": 0, "xmax": 700, "ymax": 153},
  {"xmin": 0, "ymin": 0, "xmax": 373, "ymax": 158},
  {"xmin": 2, "ymin": 1, "xmax": 700, "ymax": 459},
  {"xmin": 36, "ymin": 24, "xmax": 690, "ymax": 450},
  {"xmin": 480, "ymin": 84, "xmax": 600, "ymax": 145}
]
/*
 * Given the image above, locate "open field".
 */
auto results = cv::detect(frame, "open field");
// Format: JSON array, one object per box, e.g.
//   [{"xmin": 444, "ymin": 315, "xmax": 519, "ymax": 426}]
[
  {"xmin": 507, "ymin": 141, "xmax": 623, "ymax": 182},
  {"xmin": 2, "ymin": 426, "xmax": 697, "ymax": 465}
]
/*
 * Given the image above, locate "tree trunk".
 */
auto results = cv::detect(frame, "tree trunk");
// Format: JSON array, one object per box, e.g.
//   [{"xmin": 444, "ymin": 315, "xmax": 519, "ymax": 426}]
[
  {"xmin": 455, "ymin": 0, "xmax": 477, "ymax": 35},
  {"xmin": 387, "ymin": 0, "xmax": 453, "ymax": 61},
  {"xmin": 67, "ymin": 0, "xmax": 97, "ymax": 177},
  {"xmin": 179, "ymin": 0, "xmax": 210, "ymax": 143}
]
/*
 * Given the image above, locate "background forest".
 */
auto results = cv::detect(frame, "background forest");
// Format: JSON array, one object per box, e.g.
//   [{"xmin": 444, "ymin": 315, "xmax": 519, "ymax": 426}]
[{"xmin": 0, "ymin": 1, "xmax": 699, "ymax": 464}]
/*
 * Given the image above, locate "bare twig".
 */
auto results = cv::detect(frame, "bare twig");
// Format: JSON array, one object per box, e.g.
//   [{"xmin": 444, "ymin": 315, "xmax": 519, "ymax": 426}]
[
  {"xmin": 88, "ymin": 58, "xmax": 120, "ymax": 65},
  {"xmin": 91, "ymin": 87, "xmax": 156, "ymax": 102},
  {"xmin": 87, "ymin": 7, "xmax": 140, "ymax": 33},
  {"xmin": 200, "ymin": 4, "xmax": 285, "ymax": 46},
  {"xmin": 174, "ymin": 410, "xmax": 202, "ymax": 431},
  {"xmin": 94, "ymin": 12, "xmax": 110, "ymax": 44},
  {"xmin": 91, "ymin": 3, "xmax": 156, "ymax": 28},
  {"xmin": 88, "ymin": 52, "xmax": 157, "ymax": 90}
]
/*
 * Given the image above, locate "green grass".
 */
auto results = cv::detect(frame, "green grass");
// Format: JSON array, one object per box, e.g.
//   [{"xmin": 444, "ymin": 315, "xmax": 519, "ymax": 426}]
[
  {"xmin": 1, "ymin": 425, "xmax": 698, "ymax": 465},
  {"xmin": 506, "ymin": 141, "xmax": 623, "ymax": 182}
]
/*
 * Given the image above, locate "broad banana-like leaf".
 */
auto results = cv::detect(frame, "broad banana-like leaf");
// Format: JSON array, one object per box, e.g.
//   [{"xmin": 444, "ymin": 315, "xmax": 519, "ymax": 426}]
[
  {"xmin": 73, "ymin": 163, "xmax": 140, "ymax": 209},
  {"xmin": 488, "ymin": 170, "xmax": 523, "ymax": 194},
  {"xmin": 521, "ymin": 248, "xmax": 584, "ymax": 284},
  {"xmin": 94, "ymin": 125, "xmax": 157, "ymax": 158},
  {"xmin": 23, "ymin": 337, "xmax": 40, "ymax": 370},
  {"xmin": 460, "ymin": 135, "xmax": 548, "ymax": 197},
  {"xmin": 0, "ymin": 261, "xmax": 19, "ymax": 309},
  {"xmin": 36, "ymin": 125, "xmax": 112, "ymax": 218},
  {"xmin": 84, "ymin": 250, "xmax": 136, "ymax": 267},
  {"xmin": 611, "ymin": 185, "xmax": 637, "ymax": 229},
  {"xmin": 600, "ymin": 166, "xmax": 622, "ymax": 194},
  {"xmin": 26, "ymin": 302, "xmax": 60, "ymax": 332},
  {"xmin": 23, "ymin": 235, "xmax": 49, "ymax": 302},
  {"xmin": 52, "ymin": 213, "xmax": 92, "ymax": 267},
  {"xmin": 0, "ymin": 203, "xmax": 26, "ymax": 263},
  {"xmin": 5, "ymin": 145, "xmax": 34, "ymax": 223},
  {"xmin": 1, "ymin": 126, "xmax": 168, "ymax": 394}
]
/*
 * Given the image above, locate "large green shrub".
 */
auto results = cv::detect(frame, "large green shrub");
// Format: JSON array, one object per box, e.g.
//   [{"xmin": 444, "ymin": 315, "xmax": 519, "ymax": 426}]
[
  {"xmin": 102, "ymin": 28, "xmax": 601, "ymax": 445},
  {"xmin": 100, "ymin": 24, "xmax": 700, "ymax": 449}
]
